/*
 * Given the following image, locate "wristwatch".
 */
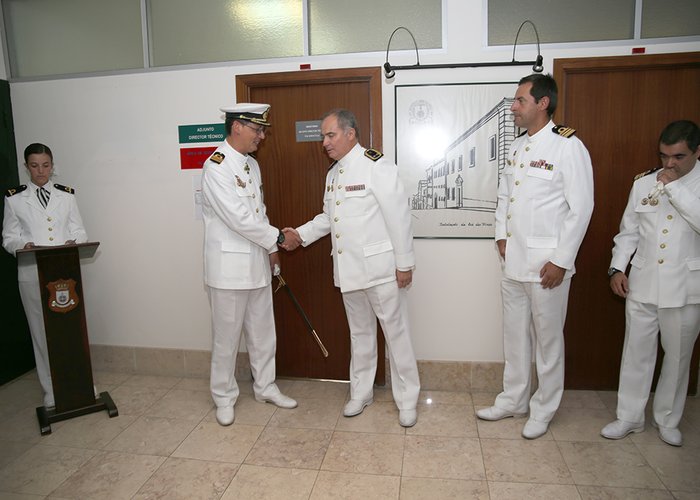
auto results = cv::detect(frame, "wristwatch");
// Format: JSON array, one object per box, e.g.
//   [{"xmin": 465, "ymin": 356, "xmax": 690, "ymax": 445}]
[
  {"xmin": 608, "ymin": 267, "xmax": 622, "ymax": 278},
  {"xmin": 277, "ymin": 230, "xmax": 285, "ymax": 245}
]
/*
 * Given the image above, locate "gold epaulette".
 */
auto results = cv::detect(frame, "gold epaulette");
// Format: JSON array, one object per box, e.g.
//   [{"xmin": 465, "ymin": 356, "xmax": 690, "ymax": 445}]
[
  {"xmin": 364, "ymin": 148, "xmax": 383, "ymax": 161},
  {"xmin": 54, "ymin": 183, "xmax": 75, "ymax": 194},
  {"xmin": 552, "ymin": 125, "xmax": 576, "ymax": 138},
  {"xmin": 634, "ymin": 167, "xmax": 660, "ymax": 181}
]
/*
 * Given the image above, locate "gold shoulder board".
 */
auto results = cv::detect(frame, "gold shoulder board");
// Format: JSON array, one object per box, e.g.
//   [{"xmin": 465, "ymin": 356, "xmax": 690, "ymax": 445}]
[
  {"xmin": 5, "ymin": 185, "xmax": 27, "ymax": 197},
  {"xmin": 634, "ymin": 167, "xmax": 660, "ymax": 181},
  {"xmin": 209, "ymin": 152, "xmax": 225, "ymax": 164},
  {"xmin": 54, "ymin": 183, "xmax": 75, "ymax": 194},
  {"xmin": 364, "ymin": 148, "xmax": 383, "ymax": 161},
  {"xmin": 552, "ymin": 125, "xmax": 576, "ymax": 138}
]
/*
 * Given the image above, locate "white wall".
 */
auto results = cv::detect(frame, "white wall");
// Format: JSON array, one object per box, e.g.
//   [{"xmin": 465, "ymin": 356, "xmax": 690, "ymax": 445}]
[
  {"xmin": 6, "ymin": 0, "xmax": 699, "ymax": 360},
  {"xmin": 0, "ymin": 14, "xmax": 7, "ymax": 81}
]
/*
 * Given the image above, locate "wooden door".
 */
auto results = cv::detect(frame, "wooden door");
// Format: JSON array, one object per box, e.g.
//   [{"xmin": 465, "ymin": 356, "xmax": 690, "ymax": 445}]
[
  {"xmin": 554, "ymin": 52, "xmax": 700, "ymax": 390},
  {"xmin": 236, "ymin": 67, "xmax": 385, "ymax": 382}
]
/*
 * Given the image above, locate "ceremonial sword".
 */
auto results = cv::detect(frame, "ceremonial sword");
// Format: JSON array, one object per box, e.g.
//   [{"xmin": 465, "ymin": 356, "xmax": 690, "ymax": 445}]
[{"xmin": 274, "ymin": 274, "xmax": 329, "ymax": 358}]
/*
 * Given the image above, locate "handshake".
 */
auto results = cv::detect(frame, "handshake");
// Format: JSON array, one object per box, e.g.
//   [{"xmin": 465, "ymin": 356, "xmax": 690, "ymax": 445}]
[{"xmin": 279, "ymin": 227, "xmax": 302, "ymax": 251}]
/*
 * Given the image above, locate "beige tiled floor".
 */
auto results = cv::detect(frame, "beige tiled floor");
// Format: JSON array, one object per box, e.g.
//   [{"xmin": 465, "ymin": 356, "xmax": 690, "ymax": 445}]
[{"xmin": 1, "ymin": 371, "xmax": 699, "ymax": 499}]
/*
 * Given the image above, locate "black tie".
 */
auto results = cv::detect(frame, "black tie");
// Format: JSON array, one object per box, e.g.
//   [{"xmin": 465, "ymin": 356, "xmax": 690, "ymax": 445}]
[{"xmin": 37, "ymin": 187, "xmax": 50, "ymax": 208}]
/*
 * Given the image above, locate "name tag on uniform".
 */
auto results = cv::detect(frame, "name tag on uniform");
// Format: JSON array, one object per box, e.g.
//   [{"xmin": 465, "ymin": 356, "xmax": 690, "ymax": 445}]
[{"xmin": 345, "ymin": 184, "xmax": 365, "ymax": 192}]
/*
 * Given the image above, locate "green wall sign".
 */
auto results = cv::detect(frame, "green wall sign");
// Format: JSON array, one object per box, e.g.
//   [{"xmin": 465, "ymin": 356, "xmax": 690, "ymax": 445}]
[{"xmin": 178, "ymin": 124, "xmax": 225, "ymax": 144}]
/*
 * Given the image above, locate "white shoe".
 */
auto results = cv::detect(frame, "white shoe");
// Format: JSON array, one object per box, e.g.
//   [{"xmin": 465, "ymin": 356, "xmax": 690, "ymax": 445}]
[
  {"xmin": 476, "ymin": 406, "xmax": 525, "ymax": 421},
  {"xmin": 216, "ymin": 405, "xmax": 234, "ymax": 426},
  {"xmin": 343, "ymin": 398, "xmax": 373, "ymax": 417},
  {"xmin": 399, "ymin": 409, "xmax": 417, "ymax": 427},
  {"xmin": 652, "ymin": 421, "xmax": 682, "ymax": 446},
  {"xmin": 600, "ymin": 419, "xmax": 644, "ymax": 440},
  {"xmin": 522, "ymin": 419, "xmax": 549, "ymax": 439},
  {"xmin": 255, "ymin": 393, "xmax": 298, "ymax": 409}
]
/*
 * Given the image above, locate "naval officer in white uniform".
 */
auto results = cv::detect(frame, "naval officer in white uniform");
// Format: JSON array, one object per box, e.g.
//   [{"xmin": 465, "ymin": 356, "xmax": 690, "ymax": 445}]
[
  {"xmin": 477, "ymin": 74, "xmax": 594, "ymax": 439},
  {"xmin": 601, "ymin": 120, "xmax": 700, "ymax": 447},
  {"xmin": 3, "ymin": 143, "xmax": 88, "ymax": 408},
  {"xmin": 202, "ymin": 103, "xmax": 296, "ymax": 426},
  {"xmin": 282, "ymin": 108, "xmax": 420, "ymax": 427}
]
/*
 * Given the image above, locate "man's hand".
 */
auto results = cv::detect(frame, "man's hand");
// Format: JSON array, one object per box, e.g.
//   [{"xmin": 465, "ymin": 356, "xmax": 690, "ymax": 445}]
[
  {"xmin": 396, "ymin": 269, "xmax": 413, "ymax": 288},
  {"xmin": 496, "ymin": 239, "xmax": 506, "ymax": 259},
  {"xmin": 657, "ymin": 168, "xmax": 680, "ymax": 185},
  {"xmin": 65, "ymin": 239, "xmax": 76, "ymax": 245},
  {"xmin": 280, "ymin": 227, "xmax": 302, "ymax": 251},
  {"xmin": 609, "ymin": 272, "xmax": 629, "ymax": 298},
  {"xmin": 23, "ymin": 242, "xmax": 35, "ymax": 249},
  {"xmin": 539, "ymin": 261, "xmax": 565, "ymax": 289},
  {"xmin": 269, "ymin": 251, "xmax": 281, "ymax": 275}
]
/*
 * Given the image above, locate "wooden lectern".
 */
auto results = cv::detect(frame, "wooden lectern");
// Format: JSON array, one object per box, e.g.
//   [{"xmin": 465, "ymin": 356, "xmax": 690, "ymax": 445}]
[{"xmin": 17, "ymin": 242, "xmax": 118, "ymax": 435}]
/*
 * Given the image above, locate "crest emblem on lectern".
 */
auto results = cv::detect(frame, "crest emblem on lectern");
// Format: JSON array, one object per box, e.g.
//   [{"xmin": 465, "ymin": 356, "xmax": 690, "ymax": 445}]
[{"xmin": 47, "ymin": 279, "xmax": 79, "ymax": 313}]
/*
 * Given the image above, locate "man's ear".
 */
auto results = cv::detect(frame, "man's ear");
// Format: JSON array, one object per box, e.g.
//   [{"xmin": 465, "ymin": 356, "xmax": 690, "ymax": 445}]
[{"xmin": 537, "ymin": 95, "xmax": 550, "ymax": 112}]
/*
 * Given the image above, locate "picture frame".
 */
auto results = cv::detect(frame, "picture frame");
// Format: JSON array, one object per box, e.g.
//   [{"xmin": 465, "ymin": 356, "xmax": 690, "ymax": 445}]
[{"xmin": 395, "ymin": 81, "xmax": 520, "ymax": 238}]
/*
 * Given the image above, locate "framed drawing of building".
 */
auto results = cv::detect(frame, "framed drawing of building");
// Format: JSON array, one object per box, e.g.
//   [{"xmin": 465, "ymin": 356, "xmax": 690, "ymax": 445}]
[{"xmin": 395, "ymin": 81, "xmax": 520, "ymax": 238}]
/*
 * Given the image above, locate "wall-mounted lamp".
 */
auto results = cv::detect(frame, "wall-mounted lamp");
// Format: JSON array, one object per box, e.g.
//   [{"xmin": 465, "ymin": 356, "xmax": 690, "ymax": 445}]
[
  {"xmin": 383, "ymin": 20, "xmax": 544, "ymax": 80},
  {"xmin": 512, "ymin": 20, "xmax": 543, "ymax": 73},
  {"xmin": 383, "ymin": 27, "xmax": 420, "ymax": 79}
]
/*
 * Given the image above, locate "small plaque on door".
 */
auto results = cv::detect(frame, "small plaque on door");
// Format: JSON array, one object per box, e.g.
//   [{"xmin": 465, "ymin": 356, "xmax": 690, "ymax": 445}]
[{"xmin": 295, "ymin": 120, "xmax": 322, "ymax": 142}]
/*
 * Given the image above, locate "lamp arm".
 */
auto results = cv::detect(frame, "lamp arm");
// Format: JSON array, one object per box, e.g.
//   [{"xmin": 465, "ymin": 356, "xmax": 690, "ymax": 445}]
[
  {"xmin": 511, "ymin": 19, "xmax": 542, "ymax": 70},
  {"xmin": 384, "ymin": 26, "xmax": 420, "ymax": 69}
]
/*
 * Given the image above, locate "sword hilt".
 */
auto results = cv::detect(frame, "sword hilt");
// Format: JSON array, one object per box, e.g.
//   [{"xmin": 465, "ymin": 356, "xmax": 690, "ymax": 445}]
[{"xmin": 274, "ymin": 274, "xmax": 287, "ymax": 293}]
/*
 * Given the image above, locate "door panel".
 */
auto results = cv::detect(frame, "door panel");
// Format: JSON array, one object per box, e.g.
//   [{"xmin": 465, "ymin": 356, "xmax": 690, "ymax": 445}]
[
  {"xmin": 554, "ymin": 52, "xmax": 700, "ymax": 390},
  {"xmin": 236, "ymin": 68, "xmax": 385, "ymax": 382},
  {"xmin": 0, "ymin": 79, "xmax": 35, "ymax": 385}
]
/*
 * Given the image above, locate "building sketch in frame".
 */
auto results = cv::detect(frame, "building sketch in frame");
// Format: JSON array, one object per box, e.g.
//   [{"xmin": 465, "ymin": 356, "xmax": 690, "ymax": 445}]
[{"xmin": 395, "ymin": 82, "xmax": 520, "ymax": 238}]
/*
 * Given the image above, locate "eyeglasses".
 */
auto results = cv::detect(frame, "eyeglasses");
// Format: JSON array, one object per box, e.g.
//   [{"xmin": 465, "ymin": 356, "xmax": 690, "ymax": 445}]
[{"xmin": 242, "ymin": 123, "xmax": 266, "ymax": 136}]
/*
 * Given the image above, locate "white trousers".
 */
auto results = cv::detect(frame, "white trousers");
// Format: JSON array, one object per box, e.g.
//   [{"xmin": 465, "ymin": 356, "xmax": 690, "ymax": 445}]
[
  {"xmin": 616, "ymin": 300, "xmax": 700, "ymax": 428},
  {"xmin": 495, "ymin": 277, "xmax": 571, "ymax": 423},
  {"xmin": 208, "ymin": 285, "xmax": 281, "ymax": 407},
  {"xmin": 19, "ymin": 280, "xmax": 54, "ymax": 407},
  {"xmin": 342, "ymin": 281, "xmax": 420, "ymax": 410}
]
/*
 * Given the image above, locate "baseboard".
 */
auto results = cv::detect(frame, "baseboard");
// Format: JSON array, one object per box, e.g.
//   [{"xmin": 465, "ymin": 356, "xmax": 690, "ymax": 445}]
[{"xmin": 89, "ymin": 344, "xmax": 504, "ymax": 391}]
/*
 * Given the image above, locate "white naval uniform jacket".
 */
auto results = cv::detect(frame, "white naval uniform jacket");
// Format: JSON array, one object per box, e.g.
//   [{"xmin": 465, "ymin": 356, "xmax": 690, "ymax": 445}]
[
  {"xmin": 495, "ymin": 121, "xmax": 594, "ymax": 282},
  {"xmin": 3, "ymin": 182, "xmax": 88, "ymax": 282},
  {"xmin": 202, "ymin": 140, "xmax": 278, "ymax": 290},
  {"xmin": 297, "ymin": 143, "xmax": 415, "ymax": 293},
  {"xmin": 611, "ymin": 161, "xmax": 700, "ymax": 308}
]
